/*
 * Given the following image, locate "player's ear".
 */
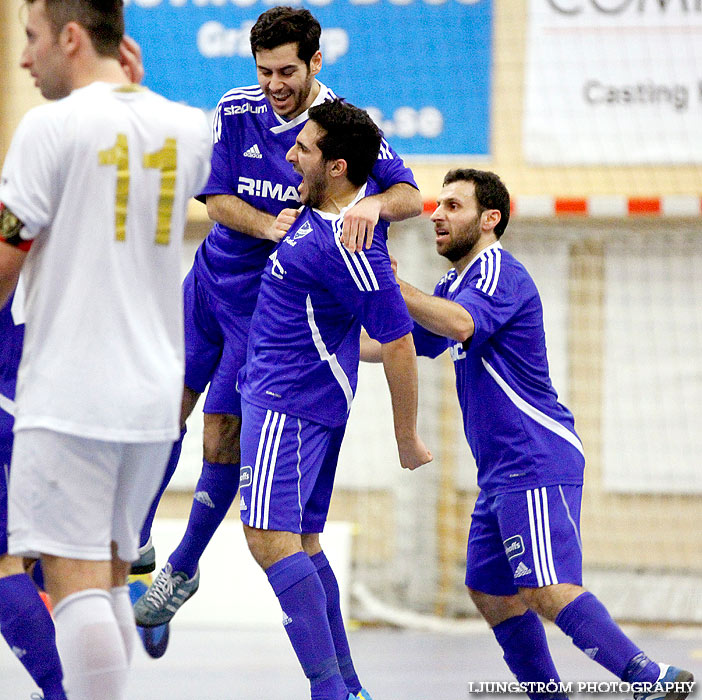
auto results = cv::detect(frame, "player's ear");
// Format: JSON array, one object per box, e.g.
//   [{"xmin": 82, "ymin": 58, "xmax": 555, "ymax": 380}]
[
  {"xmin": 482, "ymin": 209, "xmax": 501, "ymax": 232},
  {"xmin": 309, "ymin": 50, "xmax": 322, "ymax": 78},
  {"xmin": 329, "ymin": 158, "xmax": 347, "ymax": 180},
  {"xmin": 59, "ymin": 21, "xmax": 82, "ymax": 57}
]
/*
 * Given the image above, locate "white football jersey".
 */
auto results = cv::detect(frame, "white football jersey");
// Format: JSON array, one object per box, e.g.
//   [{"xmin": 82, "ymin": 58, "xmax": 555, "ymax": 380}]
[{"xmin": 0, "ymin": 82, "xmax": 212, "ymax": 442}]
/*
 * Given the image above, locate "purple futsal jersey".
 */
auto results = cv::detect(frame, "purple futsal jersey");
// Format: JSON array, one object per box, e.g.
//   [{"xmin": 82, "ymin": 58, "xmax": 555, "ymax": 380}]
[
  {"xmin": 239, "ymin": 181, "xmax": 413, "ymax": 428},
  {"xmin": 238, "ymin": 183, "xmax": 412, "ymax": 532},
  {"xmin": 1, "ymin": 291, "xmax": 25, "ymax": 555},
  {"xmin": 412, "ymin": 242, "xmax": 585, "ymax": 496},
  {"xmin": 195, "ymin": 82, "xmax": 418, "ymax": 316}
]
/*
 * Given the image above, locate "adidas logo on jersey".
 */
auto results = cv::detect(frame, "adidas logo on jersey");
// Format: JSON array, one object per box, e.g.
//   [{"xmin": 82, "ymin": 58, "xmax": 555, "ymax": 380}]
[
  {"xmin": 282, "ymin": 612, "xmax": 293, "ymax": 626},
  {"xmin": 584, "ymin": 647, "xmax": 599, "ymax": 659},
  {"xmin": 243, "ymin": 144, "xmax": 263, "ymax": 159},
  {"xmin": 11, "ymin": 646, "xmax": 27, "ymax": 659},
  {"xmin": 194, "ymin": 491, "xmax": 215, "ymax": 509},
  {"xmin": 513, "ymin": 561, "xmax": 532, "ymax": 578},
  {"xmin": 239, "ymin": 496, "xmax": 247, "ymax": 511}
]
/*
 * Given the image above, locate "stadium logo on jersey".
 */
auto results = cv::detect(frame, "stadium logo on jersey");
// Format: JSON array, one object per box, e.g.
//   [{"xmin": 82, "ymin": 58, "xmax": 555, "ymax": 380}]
[
  {"xmin": 223, "ymin": 104, "xmax": 267, "ymax": 116},
  {"xmin": 513, "ymin": 561, "xmax": 532, "ymax": 578},
  {"xmin": 503, "ymin": 535, "xmax": 525, "ymax": 560},
  {"xmin": 239, "ymin": 466, "xmax": 252, "ymax": 488},
  {"xmin": 237, "ymin": 177, "xmax": 301, "ymax": 203},
  {"xmin": 285, "ymin": 220, "xmax": 313, "ymax": 247},
  {"xmin": 243, "ymin": 144, "xmax": 263, "ymax": 159}
]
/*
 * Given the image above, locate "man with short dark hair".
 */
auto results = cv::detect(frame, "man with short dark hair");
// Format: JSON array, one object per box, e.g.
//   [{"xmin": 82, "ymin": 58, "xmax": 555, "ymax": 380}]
[
  {"xmin": 133, "ymin": 8, "xmax": 423, "ymax": 662},
  {"xmin": 238, "ymin": 98, "xmax": 431, "ymax": 700},
  {"xmin": 0, "ymin": 1, "xmax": 211, "ymax": 697},
  {"xmin": 365, "ymin": 168, "xmax": 693, "ymax": 700}
]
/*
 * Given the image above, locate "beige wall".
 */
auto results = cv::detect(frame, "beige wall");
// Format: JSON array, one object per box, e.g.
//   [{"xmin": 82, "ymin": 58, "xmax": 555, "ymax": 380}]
[
  {"xmin": 2, "ymin": 0, "xmax": 700, "ymax": 205},
  {"xmin": 1, "ymin": 2, "xmax": 44, "ymax": 161}
]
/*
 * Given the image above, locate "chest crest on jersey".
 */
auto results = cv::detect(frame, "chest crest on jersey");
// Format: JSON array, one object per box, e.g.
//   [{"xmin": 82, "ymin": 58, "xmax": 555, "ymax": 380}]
[{"xmin": 284, "ymin": 220, "xmax": 313, "ymax": 247}]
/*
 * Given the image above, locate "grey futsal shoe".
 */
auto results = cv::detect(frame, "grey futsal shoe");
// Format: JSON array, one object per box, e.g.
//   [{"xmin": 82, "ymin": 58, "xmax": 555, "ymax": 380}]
[
  {"xmin": 633, "ymin": 665, "xmax": 695, "ymax": 700},
  {"xmin": 130, "ymin": 538, "xmax": 156, "ymax": 575},
  {"xmin": 133, "ymin": 563, "xmax": 200, "ymax": 627}
]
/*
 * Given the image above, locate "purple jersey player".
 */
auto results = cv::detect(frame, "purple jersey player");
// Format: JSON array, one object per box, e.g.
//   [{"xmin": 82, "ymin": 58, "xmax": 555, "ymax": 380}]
[
  {"xmin": 238, "ymin": 98, "xmax": 431, "ymax": 700},
  {"xmin": 133, "ymin": 6, "xmax": 423, "ymax": 647},
  {"xmin": 0, "ymin": 287, "xmax": 67, "ymax": 700},
  {"xmin": 362, "ymin": 169, "xmax": 693, "ymax": 700}
]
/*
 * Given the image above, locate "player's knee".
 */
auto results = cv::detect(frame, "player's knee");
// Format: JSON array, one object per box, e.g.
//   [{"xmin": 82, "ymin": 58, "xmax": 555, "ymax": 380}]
[
  {"xmin": 202, "ymin": 413, "xmax": 241, "ymax": 463},
  {"xmin": 518, "ymin": 582, "xmax": 584, "ymax": 621},
  {"xmin": 243, "ymin": 525, "xmax": 302, "ymax": 571},
  {"xmin": 468, "ymin": 587, "xmax": 527, "ymax": 626},
  {"xmin": 180, "ymin": 385, "xmax": 201, "ymax": 426},
  {"xmin": 301, "ymin": 533, "xmax": 321, "ymax": 557}
]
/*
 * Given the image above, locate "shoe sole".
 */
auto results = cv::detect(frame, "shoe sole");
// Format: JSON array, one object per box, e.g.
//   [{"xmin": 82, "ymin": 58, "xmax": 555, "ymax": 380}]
[
  {"xmin": 664, "ymin": 670, "xmax": 695, "ymax": 700},
  {"xmin": 136, "ymin": 583, "xmax": 200, "ymax": 628},
  {"xmin": 140, "ymin": 623, "xmax": 170, "ymax": 659},
  {"xmin": 130, "ymin": 560, "xmax": 156, "ymax": 575}
]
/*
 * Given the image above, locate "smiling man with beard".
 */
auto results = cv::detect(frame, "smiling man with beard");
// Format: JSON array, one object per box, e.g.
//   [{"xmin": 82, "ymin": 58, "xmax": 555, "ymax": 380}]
[{"xmin": 132, "ymin": 8, "xmax": 423, "ymax": 649}]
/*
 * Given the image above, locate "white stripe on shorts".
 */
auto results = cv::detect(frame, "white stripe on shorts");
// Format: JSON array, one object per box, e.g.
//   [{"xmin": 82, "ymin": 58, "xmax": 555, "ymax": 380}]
[
  {"xmin": 249, "ymin": 410, "xmax": 286, "ymax": 529},
  {"xmin": 262, "ymin": 414, "xmax": 286, "ymax": 529},
  {"xmin": 526, "ymin": 488, "xmax": 559, "ymax": 587}
]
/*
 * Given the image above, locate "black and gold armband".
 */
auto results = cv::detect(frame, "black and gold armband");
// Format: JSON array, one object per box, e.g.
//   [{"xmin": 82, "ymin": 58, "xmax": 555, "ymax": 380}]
[{"xmin": 0, "ymin": 202, "xmax": 31, "ymax": 251}]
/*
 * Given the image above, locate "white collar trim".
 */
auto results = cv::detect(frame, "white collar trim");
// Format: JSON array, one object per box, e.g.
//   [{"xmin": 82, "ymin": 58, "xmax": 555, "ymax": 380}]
[
  {"xmin": 270, "ymin": 82, "xmax": 330, "ymax": 134},
  {"xmin": 448, "ymin": 241, "xmax": 503, "ymax": 294},
  {"xmin": 314, "ymin": 183, "xmax": 368, "ymax": 221}
]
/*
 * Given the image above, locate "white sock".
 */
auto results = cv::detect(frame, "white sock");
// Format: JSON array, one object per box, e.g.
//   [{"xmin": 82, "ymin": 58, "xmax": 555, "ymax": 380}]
[
  {"xmin": 110, "ymin": 585, "xmax": 136, "ymax": 665},
  {"xmin": 53, "ymin": 589, "xmax": 128, "ymax": 700}
]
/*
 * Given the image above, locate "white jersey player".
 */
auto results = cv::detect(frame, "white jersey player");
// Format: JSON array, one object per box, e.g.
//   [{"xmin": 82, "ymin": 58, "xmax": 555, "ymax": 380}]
[{"xmin": 0, "ymin": 2, "xmax": 211, "ymax": 699}]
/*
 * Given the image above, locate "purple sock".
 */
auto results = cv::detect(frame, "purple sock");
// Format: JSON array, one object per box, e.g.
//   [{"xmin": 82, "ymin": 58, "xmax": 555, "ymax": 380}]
[
  {"xmin": 493, "ymin": 610, "xmax": 564, "ymax": 699},
  {"xmin": 139, "ymin": 427, "xmax": 186, "ymax": 548},
  {"xmin": 168, "ymin": 459, "xmax": 240, "ymax": 578},
  {"xmin": 311, "ymin": 550, "xmax": 361, "ymax": 695},
  {"xmin": 266, "ymin": 552, "xmax": 348, "ymax": 700},
  {"xmin": 555, "ymin": 592, "xmax": 659, "ymax": 683},
  {"xmin": 0, "ymin": 574, "xmax": 67, "ymax": 700}
]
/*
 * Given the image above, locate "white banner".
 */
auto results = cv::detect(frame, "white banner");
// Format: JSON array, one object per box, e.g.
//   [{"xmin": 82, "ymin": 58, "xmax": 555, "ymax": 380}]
[{"xmin": 523, "ymin": 0, "xmax": 702, "ymax": 165}]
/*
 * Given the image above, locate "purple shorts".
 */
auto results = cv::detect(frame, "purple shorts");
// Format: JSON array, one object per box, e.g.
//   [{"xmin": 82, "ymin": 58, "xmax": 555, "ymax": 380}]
[
  {"xmin": 239, "ymin": 400, "xmax": 344, "ymax": 534},
  {"xmin": 183, "ymin": 267, "xmax": 251, "ymax": 416},
  {"xmin": 465, "ymin": 485, "xmax": 583, "ymax": 596}
]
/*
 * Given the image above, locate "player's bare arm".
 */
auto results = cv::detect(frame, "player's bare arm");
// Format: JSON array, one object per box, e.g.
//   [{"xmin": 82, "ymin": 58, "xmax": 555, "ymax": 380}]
[
  {"xmin": 206, "ymin": 194, "xmax": 298, "ymax": 242},
  {"xmin": 380, "ymin": 332, "xmax": 432, "ymax": 470},
  {"xmin": 360, "ymin": 328, "xmax": 382, "ymax": 362},
  {"xmin": 389, "ymin": 253, "xmax": 474, "ymax": 342},
  {"xmin": 0, "ymin": 204, "xmax": 28, "ymax": 309},
  {"xmin": 119, "ymin": 35, "xmax": 144, "ymax": 84},
  {"xmin": 399, "ymin": 277, "xmax": 474, "ymax": 343},
  {"xmin": 342, "ymin": 182, "xmax": 422, "ymax": 252}
]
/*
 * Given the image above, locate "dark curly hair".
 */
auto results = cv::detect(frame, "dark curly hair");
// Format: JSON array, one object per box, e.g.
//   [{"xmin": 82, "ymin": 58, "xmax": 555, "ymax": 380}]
[
  {"xmin": 250, "ymin": 7, "xmax": 321, "ymax": 65},
  {"xmin": 308, "ymin": 100, "xmax": 381, "ymax": 187}
]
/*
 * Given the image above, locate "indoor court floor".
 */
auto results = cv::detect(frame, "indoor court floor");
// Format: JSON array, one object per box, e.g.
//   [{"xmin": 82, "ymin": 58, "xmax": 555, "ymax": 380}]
[{"xmin": 1, "ymin": 620, "xmax": 699, "ymax": 699}]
